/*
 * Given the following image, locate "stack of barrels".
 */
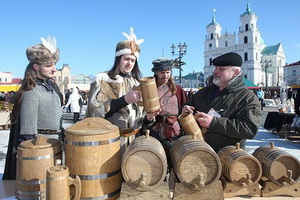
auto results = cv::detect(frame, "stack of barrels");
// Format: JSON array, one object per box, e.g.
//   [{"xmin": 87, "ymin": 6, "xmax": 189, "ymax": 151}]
[{"xmin": 15, "ymin": 113, "xmax": 300, "ymax": 199}]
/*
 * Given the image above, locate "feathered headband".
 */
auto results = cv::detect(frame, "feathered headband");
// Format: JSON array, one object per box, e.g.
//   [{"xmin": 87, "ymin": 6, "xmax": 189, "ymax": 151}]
[{"xmin": 115, "ymin": 27, "xmax": 144, "ymax": 59}]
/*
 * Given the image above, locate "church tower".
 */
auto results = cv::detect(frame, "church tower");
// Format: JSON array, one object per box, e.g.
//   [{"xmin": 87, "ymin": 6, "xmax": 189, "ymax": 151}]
[
  {"xmin": 203, "ymin": 10, "xmax": 222, "ymax": 79},
  {"xmin": 237, "ymin": 2, "xmax": 265, "ymax": 85}
]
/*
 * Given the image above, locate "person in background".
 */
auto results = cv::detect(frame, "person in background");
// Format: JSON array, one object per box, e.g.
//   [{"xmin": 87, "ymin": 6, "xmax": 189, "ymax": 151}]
[
  {"xmin": 182, "ymin": 52, "xmax": 261, "ymax": 153},
  {"xmin": 3, "ymin": 36, "xmax": 63, "ymax": 180},
  {"xmin": 141, "ymin": 57, "xmax": 187, "ymax": 167},
  {"xmin": 64, "ymin": 88, "xmax": 72, "ymax": 113},
  {"xmin": 287, "ymin": 87, "xmax": 293, "ymax": 101},
  {"xmin": 64, "ymin": 87, "xmax": 83, "ymax": 123},
  {"xmin": 294, "ymin": 88, "xmax": 300, "ymax": 116},
  {"xmin": 85, "ymin": 27, "xmax": 158, "ymax": 152},
  {"xmin": 256, "ymin": 87, "xmax": 264, "ymax": 110}
]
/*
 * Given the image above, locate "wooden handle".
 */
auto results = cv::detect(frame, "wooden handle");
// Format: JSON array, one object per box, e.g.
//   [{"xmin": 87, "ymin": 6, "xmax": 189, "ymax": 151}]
[
  {"xmin": 68, "ymin": 175, "xmax": 81, "ymax": 200},
  {"xmin": 34, "ymin": 135, "xmax": 47, "ymax": 145}
]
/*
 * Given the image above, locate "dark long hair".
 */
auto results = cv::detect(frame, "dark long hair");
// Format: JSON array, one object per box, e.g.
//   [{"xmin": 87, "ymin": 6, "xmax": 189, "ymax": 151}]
[
  {"xmin": 154, "ymin": 73, "xmax": 177, "ymax": 95},
  {"xmin": 107, "ymin": 56, "xmax": 142, "ymax": 81},
  {"xmin": 10, "ymin": 63, "xmax": 63, "ymax": 124}
]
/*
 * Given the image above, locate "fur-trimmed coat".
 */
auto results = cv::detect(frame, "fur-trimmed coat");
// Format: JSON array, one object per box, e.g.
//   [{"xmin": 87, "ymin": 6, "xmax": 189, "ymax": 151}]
[{"xmin": 85, "ymin": 73, "xmax": 145, "ymax": 130}]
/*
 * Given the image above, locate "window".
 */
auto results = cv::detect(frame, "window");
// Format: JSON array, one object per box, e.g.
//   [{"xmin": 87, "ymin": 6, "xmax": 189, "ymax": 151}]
[
  {"xmin": 211, "ymin": 33, "xmax": 213, "ymax": 39},
  {"xmin": 255, "ymin": 36, "xmax": 257, "ymax": 43},
  {"xmin": 0, "ymin": 78, "xmax": 2, "ymax": 82},
  {"xmin": 293, "ymin": 70, "xmax": 296, "ymax": 76},
  {"xmin": 245, "ymin": 24, "xmax": 249, "ymax": 31},
  {"xmin": 209, "ymin": 43, "xmax": 212, "ymax": 49},
  {"xmin": 225, "ymin": 41, "xmax": 228, "ymax": 47},
  {"xmin": 209, "ymin": 58, "xmax": 213, "ymax": 65},
  {"xmin": 244, "ymin": 52, "xmax": 248, "ymax": 61},
  {"xmin": 244, "ymin": 36, "xmax": 248, "ymax": 43}
]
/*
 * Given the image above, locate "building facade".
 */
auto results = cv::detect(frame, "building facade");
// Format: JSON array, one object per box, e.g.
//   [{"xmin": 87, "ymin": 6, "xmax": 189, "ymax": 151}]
[
  {"xmin": 284, "ymin": 61, "xmax": 300, "ymax": 87},
  {"xmin": 203, "ymin": 3, "xmax": 286, "ymax": 88}
]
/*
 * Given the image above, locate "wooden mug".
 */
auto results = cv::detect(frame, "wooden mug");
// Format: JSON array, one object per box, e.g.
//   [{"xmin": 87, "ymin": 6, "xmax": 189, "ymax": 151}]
[
  {"xmin": 178, "ymin": 112, "xmax": 203, "ymax": 140},
  {"xmin": 46, "ymin": 161, "xmax": 81, "ymax": 200},
  {"xmin": 135, "ymin": 77, "xmax": 160, "ymax": 112}
]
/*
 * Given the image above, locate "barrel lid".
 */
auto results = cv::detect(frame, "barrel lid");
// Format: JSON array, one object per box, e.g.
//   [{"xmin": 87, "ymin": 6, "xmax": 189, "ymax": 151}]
[
  {"xmin": 19, "ymin": 135, "xmax": 60, "ymax": 149},
  {"xmin": 66, "ymin": 117, "xmax": 119, "ymax": 135}
]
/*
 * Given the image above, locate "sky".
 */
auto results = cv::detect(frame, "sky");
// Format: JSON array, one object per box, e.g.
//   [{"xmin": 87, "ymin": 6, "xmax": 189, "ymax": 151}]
[{"xmin": 0, "ymin": 0, "xmax": 299, "ymax": 79}]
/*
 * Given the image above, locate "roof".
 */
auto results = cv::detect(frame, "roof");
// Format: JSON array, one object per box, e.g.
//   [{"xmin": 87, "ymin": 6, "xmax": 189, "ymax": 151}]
[
  {"xmin": 286, "ymin": 61, "xmax": 300, "ymax": 66},
  {"xmin": 182, "ymin": 72, "xmax": 203, "ymax": 79},
  {"xmin": 206, "ymin": 14, "xmax": 220, "ymax": 27},
  {"xmin": 243, "ymin": 77, "xmax": 258, "ymax": 88},
  {"xmin": 261, "ymin": 43, "xmax": 281, "ymax": 55},
  {"xmin": 240, "ymin": 2, "xmax": 256, "ymax": 17}
]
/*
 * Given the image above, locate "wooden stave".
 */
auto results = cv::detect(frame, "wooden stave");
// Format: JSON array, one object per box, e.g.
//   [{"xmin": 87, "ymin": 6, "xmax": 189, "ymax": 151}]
[
  {"xmin": 171, "ymin": 135, "xmax": 222, "ymax": 190},
  {"xmin": 218, "ymin": 145, "xmax": 262, "ymax": 187},
  {"xmin": 253, "ymin": 146, "xmax": 300, "ymax": 186},
  {"xmin": 65, "ymin": 125, "xmax": 121, "ymax": 200},
  {"xmin": 121, "ymin": 135, "xmax": 167, "ymax": 191},
  {"xmin": 16, "ymin": 140, "xmax": 62, "ymax": 200}
]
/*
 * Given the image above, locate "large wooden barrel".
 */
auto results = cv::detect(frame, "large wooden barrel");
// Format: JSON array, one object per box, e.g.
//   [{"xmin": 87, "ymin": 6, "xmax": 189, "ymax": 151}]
[
  {"xmin": 218, "ymin": 143, "xmax": 262, "ymax": 187},
  {"xmin": 253, "ymin": 142, "xmax": 300, "ymax": 186},
  {"xmin": 171, "ymin": 135, "xmax": 222, "ymax": 190},
  {"xmin": 65, "ymin": 117, "xmax": 122, "ymax": 200},
  {"xmin": 121, "ymin": 132, "xmax": 167, "ymax": 191},
  {"xmin": 16, "ymin": 136, "xmax": 62, "ymax": 200}
]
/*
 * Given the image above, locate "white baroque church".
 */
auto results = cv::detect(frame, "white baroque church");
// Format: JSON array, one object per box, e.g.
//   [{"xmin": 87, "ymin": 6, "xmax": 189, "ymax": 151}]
[{"xmin": 203, "ymin": 3, "xmax": 286, "ymax": 88}]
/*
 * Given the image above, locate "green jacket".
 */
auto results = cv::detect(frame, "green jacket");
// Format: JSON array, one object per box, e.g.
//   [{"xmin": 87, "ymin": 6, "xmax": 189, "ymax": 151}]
[{"xmin": 186, "ymin": 75, "xmax": 261, "ymax": 152}]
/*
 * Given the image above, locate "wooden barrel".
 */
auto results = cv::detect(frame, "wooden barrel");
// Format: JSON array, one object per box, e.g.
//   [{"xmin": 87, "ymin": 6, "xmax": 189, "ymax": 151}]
[
  {"xmin": 16, "ymin": 136, "xmax": 62, "ymax": 200},
  {"xmin": 171, "ymin": 135, "xmax": 222, "ymax": 190},
  {"xmin": 121, "ymin": 132, "xmax": 167, "ymax": 191},
  {"xmin": 65, "ymin": 117, "xmax": 122, "ymax": 200},
  {"xmin": 46, "ymin": 160, "xmax": 81, "ymax": 200},
  {"xmin": 253, "ymin": 142, "xmax": 300, "ymax": 186},
  {"xmin": 139, "ymin": 77, "xmax": 160, "ymax": 112},
  {"xmin": 218, "ymin": 143, "xmax": 262, "ymax": 187}
]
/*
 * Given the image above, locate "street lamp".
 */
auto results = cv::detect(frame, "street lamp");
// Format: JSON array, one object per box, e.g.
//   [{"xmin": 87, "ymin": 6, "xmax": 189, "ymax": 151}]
[
  {"xmin": 261, "ymin": 59, "xmax": 272, "ymax": 91},
  {"xmin": 171, "ymin": 42, "xmax": 188, "ymax": 86}
]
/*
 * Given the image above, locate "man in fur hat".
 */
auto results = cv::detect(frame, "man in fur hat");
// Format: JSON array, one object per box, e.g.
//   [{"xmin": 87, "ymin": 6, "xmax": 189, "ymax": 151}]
[
  {"xmin": 85, "ymin": 27, "xmax": 158, "ymax": 153},
  {"xmin": 3, "ymin": 36, "xmax": 63, "ymax": 180},
  {"xmin": 182, "ymin": 52, "xmax": 261, "ymax": 152}
]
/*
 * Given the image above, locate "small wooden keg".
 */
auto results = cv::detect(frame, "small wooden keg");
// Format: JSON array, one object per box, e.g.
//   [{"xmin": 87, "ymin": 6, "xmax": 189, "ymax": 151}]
[
  {"xmin": 121, "ymin": 131, "xmax": 167, "ymax": 191},
  {"xmin": 46, "ymin": 159, "xmax": 81, "ymax": 200},
  {"xmin": 218, "ymin": 143, "xmax": 262, "ymax": 187},
  {"xmin": 16, "ymin": 136, "xmax": 62, "ymax": 200},
  {"xmin": 253, "ymin": 142, "xmax": 300, "ymax": 186},
  {"xmin": 178, "ymin": 112, "xmax": 203, "ymax": 138},
  {"xmin": 137, "ymin": 77, "xmax": 160, "ymax": 112},
  {"xmin": 65, "ymin": 117, "xmax": 122, "ymax": 200},
  {"xmin": 171, "ymin": 135, "xmax": 222, "ymax": 190}
]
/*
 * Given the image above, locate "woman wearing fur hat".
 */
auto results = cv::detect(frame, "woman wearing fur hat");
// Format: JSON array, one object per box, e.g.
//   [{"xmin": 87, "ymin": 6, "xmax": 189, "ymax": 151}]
[
  {"xmin": 85, "ymin": 27, "xmax": 158, "ymax": 153},
  {"xmin": 3, "ymin": 36, "xmax": 63, "ymax": 180}
]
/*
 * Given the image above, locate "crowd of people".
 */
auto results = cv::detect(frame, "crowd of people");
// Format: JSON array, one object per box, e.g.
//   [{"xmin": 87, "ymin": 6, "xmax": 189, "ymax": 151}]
[{"xmin": 2, "ymin": 28, "xmax": 262, "ymax": 180}]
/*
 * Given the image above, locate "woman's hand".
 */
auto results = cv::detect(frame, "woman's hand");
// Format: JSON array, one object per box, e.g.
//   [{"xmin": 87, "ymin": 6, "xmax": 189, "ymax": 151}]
[
  {"xmin": 125, "ymin": 90, "xmax": 142, "ymax": 104},
  {"xmin": 146, "ymin": 109, "xmax": 161, "ymax": 121}
]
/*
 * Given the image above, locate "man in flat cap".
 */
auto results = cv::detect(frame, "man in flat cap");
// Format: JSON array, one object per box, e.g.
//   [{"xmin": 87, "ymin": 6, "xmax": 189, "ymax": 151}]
[
  {"xmin": 142, "ymin": 57, "xmax": 187, "ymax": 168},
  {"xmin": 182, "ymin": 52, "xmax": 261, "ymax": 152}
]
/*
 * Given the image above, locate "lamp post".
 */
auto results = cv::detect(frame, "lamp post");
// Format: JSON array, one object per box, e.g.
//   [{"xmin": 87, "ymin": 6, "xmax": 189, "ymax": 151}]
[
  {"xmin": 261, "ymin": 59, "xmax": 272, "ymax": 91},
  {"xmin": 171, "ymin": 42, "xmax": 188, "ymax": 86}
]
